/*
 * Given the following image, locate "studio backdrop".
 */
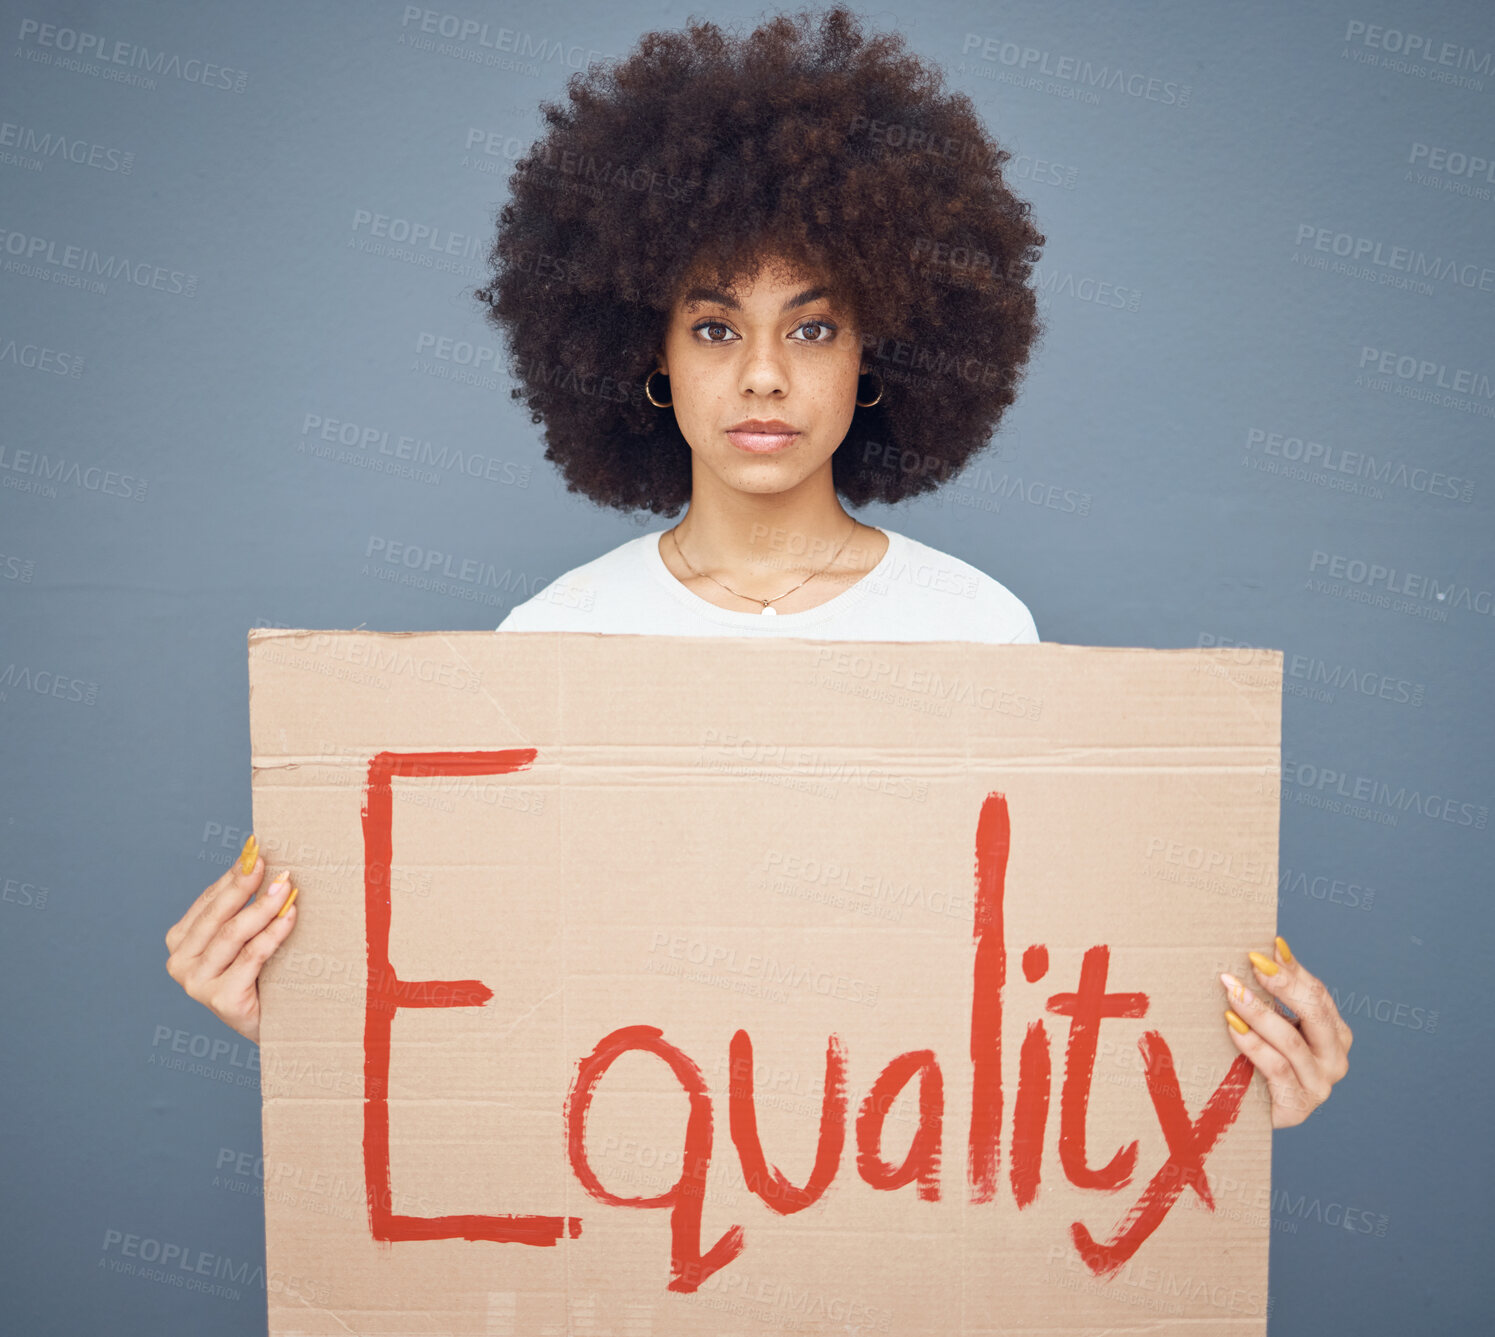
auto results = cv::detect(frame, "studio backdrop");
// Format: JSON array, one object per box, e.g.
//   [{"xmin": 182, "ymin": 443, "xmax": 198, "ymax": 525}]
[{"xmin": 1, "ymin": 2, "xmax": 1490, "ymax": 1334}]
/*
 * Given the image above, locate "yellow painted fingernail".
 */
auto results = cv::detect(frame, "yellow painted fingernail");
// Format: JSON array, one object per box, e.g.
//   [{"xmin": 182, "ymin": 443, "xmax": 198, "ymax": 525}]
[
  {"xmin": 1275, "ymin": 934, "xmax": 1294, "ymax": 964},
  {"xmin": 237, "ymin": 833, "xmax": 258, "ymax": 874},
  {"xmin": 1225, "ymin": 1009, "xmax": 1250, "ymax": 1035},
  {"xmin": 1248, "ymin": 949, "xmax": 1278, "ymax": 976},
  {"xmin": 275, "ymin": 885, "xmax": 298, "ymax": 919}
]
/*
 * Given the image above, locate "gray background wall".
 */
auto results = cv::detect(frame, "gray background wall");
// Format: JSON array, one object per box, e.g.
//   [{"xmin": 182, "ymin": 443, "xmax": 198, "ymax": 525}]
[{"xmin": 2, "ymin": 1, "xmax": 1490, "ymax": 1332}]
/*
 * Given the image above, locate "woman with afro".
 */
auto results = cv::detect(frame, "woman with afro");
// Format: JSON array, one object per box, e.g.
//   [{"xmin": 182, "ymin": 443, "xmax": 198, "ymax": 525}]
[
  {"xmin": 164, "ymin": 7, "xmax": 1348, "ymax": 1146},
  {"xmin": 483, "ymin": 4, "xmax": 1044, "ymax": 638}
]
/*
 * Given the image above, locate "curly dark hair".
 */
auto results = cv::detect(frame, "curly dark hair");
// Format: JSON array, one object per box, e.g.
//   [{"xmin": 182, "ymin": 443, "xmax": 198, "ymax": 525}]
[{"xmin": 473, "ymin": 4, "xmax": 1045, "ymax": 516}]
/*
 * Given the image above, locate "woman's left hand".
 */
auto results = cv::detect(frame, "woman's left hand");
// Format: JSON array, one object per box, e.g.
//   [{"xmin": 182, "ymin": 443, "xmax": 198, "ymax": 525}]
[{"xmin": 1220, "ymin": 935, "xmax": 1352, "ymax": 1129}]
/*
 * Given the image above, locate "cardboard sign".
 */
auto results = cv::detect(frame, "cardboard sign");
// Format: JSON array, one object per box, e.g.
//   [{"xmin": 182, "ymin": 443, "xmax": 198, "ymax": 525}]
[{"xmin": 249, "ymin": 630, "xmax": 1281, "ymax": 1335}]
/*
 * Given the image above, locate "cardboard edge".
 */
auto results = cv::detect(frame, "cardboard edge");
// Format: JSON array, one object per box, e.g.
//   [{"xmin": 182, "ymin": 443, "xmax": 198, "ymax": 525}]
[{"xmin": 248, "ymin": 627, "xmax": 1287, "ymax": 662}]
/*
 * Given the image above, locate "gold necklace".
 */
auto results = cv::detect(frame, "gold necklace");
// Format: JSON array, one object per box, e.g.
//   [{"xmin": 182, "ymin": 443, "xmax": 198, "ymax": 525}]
[{"xmin": 668, "ymin": 516, "xmax": 860, "ymax": 616}]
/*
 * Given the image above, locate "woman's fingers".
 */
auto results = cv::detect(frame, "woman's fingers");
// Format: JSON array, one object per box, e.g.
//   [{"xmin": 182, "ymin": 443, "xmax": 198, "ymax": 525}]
[
  {"xmin": 193, "ymin": 869, "xmax": 296, "ymax": 979},
  {"xmin": 165, "ymin": 859, "xmax": 243, "ymax": 955},
  {"xmin": 1221, "ymin": 935, "xmax": 1352, "ymax": 1128},
  {"xmin": 164, "ymin": 832, "xmax": 302, "ymax": 1044},
  {"xmin": 209, "ymin": 899, "xmax": 300, "ymax": 1044},
  {"xmin": 1220, "ymin": 970, "xmax": 1329, "ymax": 1111},
  {"xmin": 168, "ymin": 835, "xmax": 263, "ymax": 960},
  {"xmin": 1248, "ymin": 938, "xmax": 1353, "ymax": 1075},
  {"xmin": 1221, "ymin": 1013, "xmax": 1323, "ymax": 1127}
]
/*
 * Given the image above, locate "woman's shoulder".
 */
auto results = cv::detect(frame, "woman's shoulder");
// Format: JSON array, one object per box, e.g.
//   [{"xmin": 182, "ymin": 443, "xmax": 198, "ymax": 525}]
[
  {"xmin": 875, "ymin": 527, "xmax": 1039, "ymax": 643},
  {"xmin": 495, "ymin": 529, "xmax": 656, "ymax": 630}
]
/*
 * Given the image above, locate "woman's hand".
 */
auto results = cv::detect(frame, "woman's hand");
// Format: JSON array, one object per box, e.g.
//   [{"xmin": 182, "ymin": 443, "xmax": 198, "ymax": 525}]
[
  {"xmin": 164, "ymin": 833, "xmax": 299, "ymax": 1045},
  {"xmin": 1220, "ymin": 935, "xmax": 1351, "ymax": 1129}
]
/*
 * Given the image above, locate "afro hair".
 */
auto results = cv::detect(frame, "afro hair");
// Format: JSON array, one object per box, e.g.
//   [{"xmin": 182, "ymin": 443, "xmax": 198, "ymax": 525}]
[{"xmin": 474, "ymin": 4, "xmax": 1046, "ymax": 516}]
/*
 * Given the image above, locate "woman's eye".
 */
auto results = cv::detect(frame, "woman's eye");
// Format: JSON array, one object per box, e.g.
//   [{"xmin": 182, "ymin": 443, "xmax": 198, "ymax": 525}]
[
  {"xmin": 794, "ymin": 320, "xmax": 835, "ymax": 342},
  {"xmin": 692, "ymin": 319, "xmax": 836, "ymax": 342}
]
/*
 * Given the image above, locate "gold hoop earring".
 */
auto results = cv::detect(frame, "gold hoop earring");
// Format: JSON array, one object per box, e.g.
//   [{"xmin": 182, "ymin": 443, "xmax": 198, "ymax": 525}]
[
  {"xmin": 855, "ymin": 369, "xmax": 884, "ymax": 408},
  {"xmin": 645, "ymin": 368, "xmax": 672, "ymax": 408}
]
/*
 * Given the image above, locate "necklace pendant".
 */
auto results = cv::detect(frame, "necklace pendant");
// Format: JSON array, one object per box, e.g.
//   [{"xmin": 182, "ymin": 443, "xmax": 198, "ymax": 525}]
[{"xmin": 760, "ymin": 603, "xmax": 777, "ymax": 616}]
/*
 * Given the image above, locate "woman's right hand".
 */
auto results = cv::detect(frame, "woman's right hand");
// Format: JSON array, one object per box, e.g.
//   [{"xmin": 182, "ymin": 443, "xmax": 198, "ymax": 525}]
[{"xmin": 164, "ymin": 833, "xmax": 299, "ymax": 1045}]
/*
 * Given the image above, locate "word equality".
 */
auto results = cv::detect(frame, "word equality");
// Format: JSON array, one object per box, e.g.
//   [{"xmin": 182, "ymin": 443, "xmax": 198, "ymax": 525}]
[{"xmin": 360, "ymin": 752, "xmax": 1255, "ymax": 1293}]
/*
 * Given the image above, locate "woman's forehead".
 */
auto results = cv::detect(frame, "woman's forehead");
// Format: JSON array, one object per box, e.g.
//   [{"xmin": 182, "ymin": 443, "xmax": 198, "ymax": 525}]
[{"xmin": 672, "ymin": 258, "xmax": 842, "ymax": 308}]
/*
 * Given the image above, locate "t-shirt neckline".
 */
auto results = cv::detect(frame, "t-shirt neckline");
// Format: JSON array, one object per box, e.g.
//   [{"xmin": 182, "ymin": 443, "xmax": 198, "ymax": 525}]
[{"xmin": 641, "ymin": 525, "xmax": 900, "ymax": 625}]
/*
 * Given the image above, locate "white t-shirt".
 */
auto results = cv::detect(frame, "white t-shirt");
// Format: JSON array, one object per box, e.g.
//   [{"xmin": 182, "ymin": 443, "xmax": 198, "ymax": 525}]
[{"xmin": 495, "ymin": 527, "xmax": 1038, "ymax": 643}]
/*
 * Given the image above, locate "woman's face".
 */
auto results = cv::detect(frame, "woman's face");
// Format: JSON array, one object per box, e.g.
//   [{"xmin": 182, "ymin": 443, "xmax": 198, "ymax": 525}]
[{"xmin": 656, "ymin": 259, "xmax": 865, "ymax": 500}]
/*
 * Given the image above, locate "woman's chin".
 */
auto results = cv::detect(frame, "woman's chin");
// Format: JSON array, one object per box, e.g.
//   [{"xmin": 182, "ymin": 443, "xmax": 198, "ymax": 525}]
[{"xmin": 704, "ymin": 453, "xmax": 832, "ymax": 498}]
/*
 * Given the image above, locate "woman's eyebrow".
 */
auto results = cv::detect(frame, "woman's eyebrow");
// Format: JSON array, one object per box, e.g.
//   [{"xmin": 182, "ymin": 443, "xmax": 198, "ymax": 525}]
[{"xmin": 681, "ymin": 285, "xmax": 830, "ymax": 312}]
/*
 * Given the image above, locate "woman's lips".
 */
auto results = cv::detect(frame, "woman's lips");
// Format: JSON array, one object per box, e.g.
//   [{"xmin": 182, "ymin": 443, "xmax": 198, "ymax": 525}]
[{"xmin": 727, "ymin": 429, "xmax": 800, "ymax": 453}]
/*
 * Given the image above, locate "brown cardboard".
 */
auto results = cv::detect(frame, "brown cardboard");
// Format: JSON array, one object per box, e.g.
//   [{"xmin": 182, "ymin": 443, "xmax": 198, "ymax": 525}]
[{"xmin": 249, "ymin": 630, "xmax": 1281, "ymax": 1335}]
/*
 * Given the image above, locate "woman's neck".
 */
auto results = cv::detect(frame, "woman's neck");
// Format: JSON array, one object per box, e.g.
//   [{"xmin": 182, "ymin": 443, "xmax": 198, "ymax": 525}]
[{"xmin": 661, "ymin": 467, "xmax": 888, "ymax": 610}]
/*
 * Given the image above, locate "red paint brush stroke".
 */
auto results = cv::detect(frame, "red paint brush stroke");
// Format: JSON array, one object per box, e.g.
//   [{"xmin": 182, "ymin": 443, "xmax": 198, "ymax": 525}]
[
  {"xmin": 1045, "ymin": 945, "xmax": 1149, "ymax": 1190},
  {"xmin": 1009, "ymin": 1021, "xmax": 1052, "ymax": 1209},
  {"xmin": 856, "ymin": 1050, "xmax": 944, "ymax": 1201},
  {"xmin": 968, "ymin": 791, "xmax": 1009, "ymax": 1203},
  {"xmin": 361, "ymin": 748, "xmax": 579, "ymax": 1246},
  {"xmin": 1071, "ymin": 1038, "xmax": 1256, "ymax": 1277},
  {"xmin": 566, "ymin": 1024, "xmax": 745, "ymax": 1293},
  {"xmin": 729, "ymin": 1030, "xmax": 847, "ymax": 1213}
]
